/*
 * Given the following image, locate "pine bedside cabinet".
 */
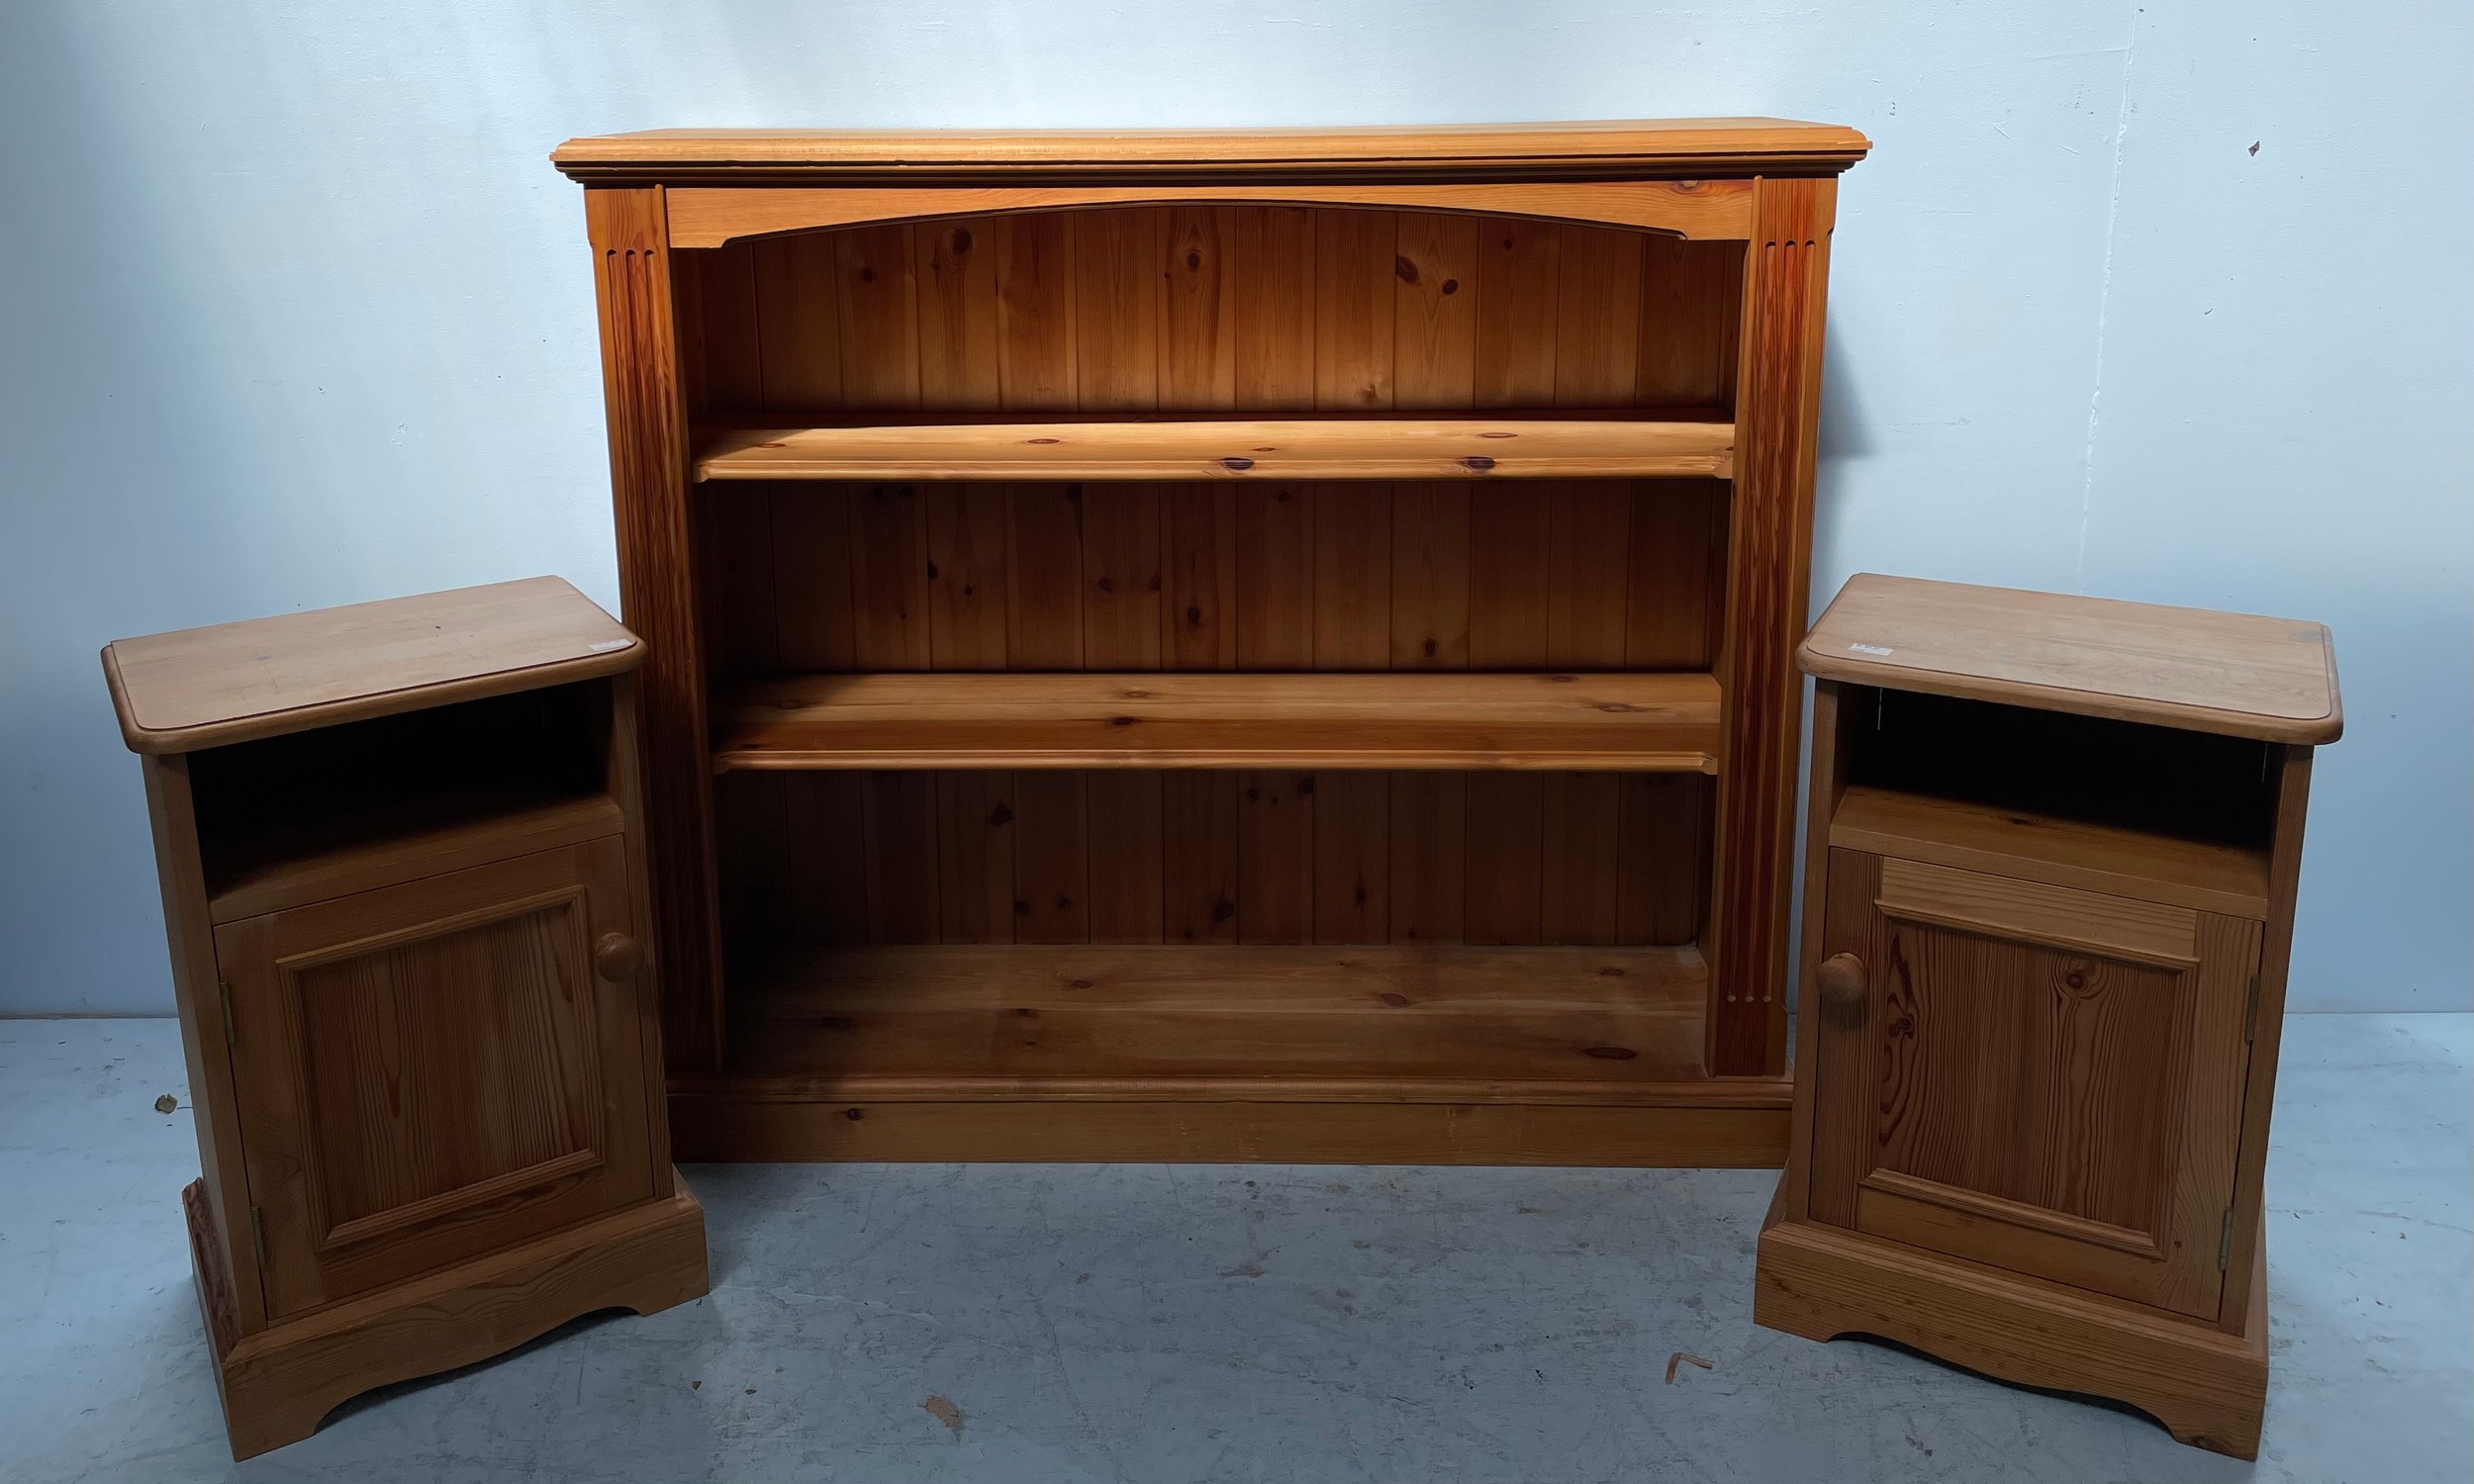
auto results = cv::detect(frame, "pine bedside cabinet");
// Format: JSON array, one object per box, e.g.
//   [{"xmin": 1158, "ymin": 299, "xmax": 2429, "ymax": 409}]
[
  {"xmin": 103, "ymin": 577, "xmax": 709, "ymax": 1459},
  {"xmin": 1754, "ymin": 574, "xmax": 2341, "ymax": 1460}
]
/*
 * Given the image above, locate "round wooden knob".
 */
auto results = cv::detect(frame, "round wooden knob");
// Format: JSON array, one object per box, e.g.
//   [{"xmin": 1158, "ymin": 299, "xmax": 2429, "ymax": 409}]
[
  {"xmin": 594, "ymin": 932, "xmax": 643, "ymax": 981},
  {"xmin": 1816, "ymin": 953, "xmax": 1867, "ymax": 1025}
]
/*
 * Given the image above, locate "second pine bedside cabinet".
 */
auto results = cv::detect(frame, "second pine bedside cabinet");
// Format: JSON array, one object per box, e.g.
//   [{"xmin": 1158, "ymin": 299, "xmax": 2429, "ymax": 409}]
[{"xmin": 1755, "ymin": 574, "xmax": 2340, "ymax": 1460}]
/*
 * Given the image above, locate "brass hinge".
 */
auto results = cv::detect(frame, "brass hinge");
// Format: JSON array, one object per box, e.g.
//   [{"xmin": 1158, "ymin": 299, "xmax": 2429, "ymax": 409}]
[
  {"xmin": 2218, "ymin": 1209, "xmax": 2236, "ymax": 1272},
  {"xmin": 249, "ymin": 1205, "xmax": 268, "ymax": 1269},
  {"xmin": 2242, "ymin": 975, "xmax": 2261, "ymax": 1045},
  {"xmin": 217, "ymin": 980, "xmax": 237, "ymax": 1047}
]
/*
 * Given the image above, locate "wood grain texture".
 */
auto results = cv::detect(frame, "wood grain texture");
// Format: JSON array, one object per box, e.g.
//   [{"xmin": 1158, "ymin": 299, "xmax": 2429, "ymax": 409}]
[
  {"xmin": 1163, "ymin": 485, "xmax": 1239, "ymax": 668},
  {"xmin": 1756, "ymin": 1208, "xmax": 2267, "ymax": 1459},
  {"xmin": 1080, "ymin": 484, "xmax": 1164, "ymax": 669},
  {"xmin": 662, "ymin": 181, "xmax": 1759, "ymax": 247},
  {"xmin": 1781, "ymin": 681, "xmax": 1854, "ymax": 1222},
  {"xmin": 924, "ymin": 484, "xmax": 1011, "ymax": 668},
  {"xmin": 860, "ymin": 771, "xmax": 938, "ymax": 945},
  {"xmin": 696, "ymin": 417, "xmax": 1735, "ymax": 481},
  {"xmin": 571, "ymin": 125, "xmax": 1859, "ymax": 1168},
  {"xmin": 557, "ymin": 118, "xmax": 1871, "ymax": 182},
  {"xmin": 1236, "ymin": 770, "xmax": 1313, "ymax": 944},
  {"xmin": 716, "ymin": 767, "xmax": 1702, "ymax": 952},
  {"xmin": 1875, "ymin": 854, "xmax": 2200, "ymax": 964},
  {"xmin": 1311, "ymin": 771, "xmax": 1390, "ymax": 944},
  {"xmin": 1392, "ymin": 214, "xmax": 1478, "ymax": 407},
  {"xmin": 1707, "ymin": 176, "xmax": 1833, "ymax": 1076},
  {"xmin": 585, "ymin": 188, "xmax": 724, "ymax": 1073},
  {"xmin": 1086, "ymin": 771, "xmax": 1166, "ymax": 944},
  {"xmin": 2218, "ymin": 746, "xmax": 2314, "ymax": 1332},
  {"xmin": 1311, "ymin": 486, "xmax": 1392, "ymax": 667},
  {"xmin": 1006, "ymin": 483, "xmax": 1086, "ymax": 667},
  {"xmin": 720, "ymin": 480, "xmax": 1719, "ymax": 681},
  {"xmin": 996, "ymin": 214, "xmax": 1078, "ymax": 411},
  {"xmin": 103, "ymin": 578, "xmax": 639, "ymax": 754},
  {"xmin": 710, "ymin": 670, "xmax": 1722, "ymax": 772},
  {"xmin": 772, "ymin": 487, "xmax": 857, "ymax": 670},
  {"xmin": 1161, "ymin": 207, "xmax": 1239, "ymax": 406},
  {"xmin": 216, "ymin": 841, "xmax": 656, "ymax": 1320},
  {"xmin": 1161, "ymin": 771, "xmax": 1240, "ymax": 945},
  {"xmin": 1388, "ymin": 483, "xmax": 1471, "ymax": 668},
  {"xmin": 1829, "ymin": 785, "xmax": 2271, "ymax": 920},
  {"xmin": 145, "ymin": 756, "xmax": 270, "ymax": 1334},
  {"xmin": 1801, "ymin": 574, "xmax": 2342, "ymax": 744},
  {"xmin": 832, "ymin": 225, "xmax": 920, "ymax": 409},
  {"xmin": 1774, "ymin": 585, "xmax": 2335, "ymax": 1454},
  {"xmin": 682, "ymin": 205, "xmax": 1743, "ymax": 422},
  {"xmin": 716, "ymin": 942, "xmax": 1708, "ymax": 1088},
  {"xmin": 207, "ymin": 795, "xmax": 625, "ymax": 925},
  {"xmin": 1073, "ymin": 208, "xmax": 1162, "ymax": 411},
  {"xmin": 913, "ymin": 219, "xmax": 1000, "ymax": 408},
  {"xmin": 848, "ymin": 483, "xmax": 931, "ymax": 670},
  {"xmin": 195, "ymin": 1181, "xmax": 706, "ymax": 1460},
  {"xmin": 1825, "ymin": 868, "xmax": 2256, "ymax": 1318},
  {"xmin": 1313, "ymin": 209, "xmax": 1396, "ymax": 410},
  {"xmin": 672, "ymin": 1097, "xmax": 1786, "ymax": 1166}
]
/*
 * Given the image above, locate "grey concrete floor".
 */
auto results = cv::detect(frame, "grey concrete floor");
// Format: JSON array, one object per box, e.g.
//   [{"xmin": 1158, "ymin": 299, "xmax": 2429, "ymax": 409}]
[{"xmin": 1, "ymin": 1015, "xmax": 2465, "ymax": 1483}]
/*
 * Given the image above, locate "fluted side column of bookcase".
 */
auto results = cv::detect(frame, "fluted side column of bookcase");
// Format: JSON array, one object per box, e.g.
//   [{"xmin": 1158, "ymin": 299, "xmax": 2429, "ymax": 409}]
[{"xmin": 558, "ymin": 119, "xmax": 1867, "ymax": 1163}]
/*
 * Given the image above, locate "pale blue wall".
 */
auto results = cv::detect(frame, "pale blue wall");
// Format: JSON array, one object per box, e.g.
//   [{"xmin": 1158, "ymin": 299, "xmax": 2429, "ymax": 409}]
[{"xmin": 2, "ymin": 2, "xmax": 2465, "ymax": 1012}]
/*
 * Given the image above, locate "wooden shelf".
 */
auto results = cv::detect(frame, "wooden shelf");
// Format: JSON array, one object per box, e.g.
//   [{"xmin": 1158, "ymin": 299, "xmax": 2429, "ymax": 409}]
[
  {"xmin": 694, "ymin": 417, "xmax": 1735, "ymax": 482},
  {"xmin": 1829, "ymin": 785, "xmax": 2272, "ymax": 920},
  {"xmin": 706, "ymin": 943, "xmax": 1714, "ymax": 1101},
  {"xmin": 710, "ymin": 671, "xmax": 1723, "ymax": 772},
  {"xmin": 203, "ymin": 790, "xmax": 623, "ymax": 924}
]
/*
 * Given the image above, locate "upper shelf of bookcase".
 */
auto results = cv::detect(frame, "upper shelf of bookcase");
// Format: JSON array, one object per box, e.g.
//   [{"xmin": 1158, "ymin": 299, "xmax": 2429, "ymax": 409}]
[
  {"xmin": 550, "ymin": 119, "xmax": 1872, "ymax": 184},
  {"xmin": 695, "ymin": 417, "xmax": 1735, "ymax": 482}
]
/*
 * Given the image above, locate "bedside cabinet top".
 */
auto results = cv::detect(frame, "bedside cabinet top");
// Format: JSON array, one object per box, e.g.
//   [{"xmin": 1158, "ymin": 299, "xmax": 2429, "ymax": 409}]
[
  {"xmin": 103, "ymin": 576, "xmax": 641, "ymax": 755},
  {"xmin": 1801, "ymin": 574, "xmax": 2340, "ymax": 744}
]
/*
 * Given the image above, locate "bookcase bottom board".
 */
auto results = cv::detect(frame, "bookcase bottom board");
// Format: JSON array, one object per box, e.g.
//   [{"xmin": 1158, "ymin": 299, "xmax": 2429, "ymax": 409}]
[
  {"xmin": 669, "ymin": 1093, "xmax": 1789, "ymax": 1165},
  {"xmin": 666, "ymin": 942, "xmax": 1790, "ymax": 1164}
]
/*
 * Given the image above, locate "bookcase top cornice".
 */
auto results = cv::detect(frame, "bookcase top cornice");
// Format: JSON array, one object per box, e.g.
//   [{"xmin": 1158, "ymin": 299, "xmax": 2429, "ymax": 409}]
[{"xmin": 551, "ymin": 118, "xmax": 1869, "ymax": 184}]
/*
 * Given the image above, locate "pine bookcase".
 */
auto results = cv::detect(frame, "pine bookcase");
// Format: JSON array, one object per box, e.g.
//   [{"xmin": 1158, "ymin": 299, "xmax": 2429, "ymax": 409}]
[{"xmin": 551, "ymin": 119, "xmax": 1869, "ymax": 1162}]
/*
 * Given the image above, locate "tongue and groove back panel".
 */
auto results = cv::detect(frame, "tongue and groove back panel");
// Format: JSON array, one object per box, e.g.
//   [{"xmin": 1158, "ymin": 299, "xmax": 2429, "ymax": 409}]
[
  {"xmin": 680, "ymin": 205, "xmax": 1736, "ymax": 961},
  {"xmin": 676, "ymin": 207, "xmax": 1742, "ymax": 415}
]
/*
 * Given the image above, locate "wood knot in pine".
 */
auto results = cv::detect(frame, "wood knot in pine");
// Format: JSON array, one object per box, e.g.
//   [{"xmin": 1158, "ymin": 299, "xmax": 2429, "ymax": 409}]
[
  {"xmin": 1460, "ymin": 455, "xmax": 1496, "ymax": 472},
  {"xmin": 1393, "ymin": 254, "xmax": 1419, "ymax": 285},
  {"xmin": 1584, "ymin": 1046, "xmax": 1639, "ymax": 1061},
  {"xmin": 1221, "ymin": 456, "xmax": 1255, "ymax": 472}
]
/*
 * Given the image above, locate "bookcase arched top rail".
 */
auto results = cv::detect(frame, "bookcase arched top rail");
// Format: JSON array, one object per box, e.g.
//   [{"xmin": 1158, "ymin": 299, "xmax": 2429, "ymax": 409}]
[{"xmin": 664, "ymin": 180, "xmax": 1754, "ymax": 249}]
